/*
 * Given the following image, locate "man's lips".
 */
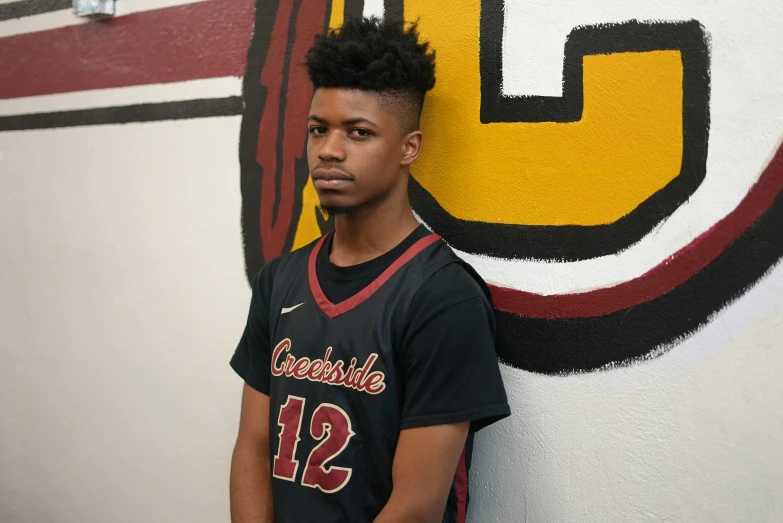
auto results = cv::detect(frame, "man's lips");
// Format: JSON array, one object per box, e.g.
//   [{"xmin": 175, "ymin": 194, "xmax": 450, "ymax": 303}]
[{"xmin": 312, "ymin": 168, "xmax": 354, "ymax": 190}]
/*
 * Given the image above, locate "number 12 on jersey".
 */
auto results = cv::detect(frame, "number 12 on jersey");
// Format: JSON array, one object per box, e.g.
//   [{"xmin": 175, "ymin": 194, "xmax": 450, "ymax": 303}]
[{"xmin": 272, "ymin": 395, "xmax": 356, "ymax": 493}]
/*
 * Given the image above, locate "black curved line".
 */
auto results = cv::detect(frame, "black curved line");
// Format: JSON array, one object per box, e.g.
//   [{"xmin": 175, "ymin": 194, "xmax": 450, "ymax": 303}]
[
  {"xmin": 240, "ymin": 0, "xmax": 332, "ymax": 280},
  {"xmin": 0, "ymin": 97, "xmax": 242, "ymax": 131},
  {"xmin": 345, "ymin": 0, "xmax": 364, "ymax": 20},
  {"xmin": 494, "ymin": 182, "xmax": 783, "ymax": 375},
  {"xmin": 239, "ymin": 0, "xmax": 280, "ymax": 282},
  {"xmin": 270, "ymin": 0, "xmax": 303, "ymax": 241},
  {"xmin": 410, "ymin": 16, "xmax": 711, "ymax": 261},
  {"xmin": 0, "ymin": 0, "xmax": 73, "ymax": 22},
  {"xmin": 286, "ymin": 0, "xmax": 333, "ymax": 252},
  {"xmin": 384, "ymin": 0, "xmax": 402, "ymax": 21}
]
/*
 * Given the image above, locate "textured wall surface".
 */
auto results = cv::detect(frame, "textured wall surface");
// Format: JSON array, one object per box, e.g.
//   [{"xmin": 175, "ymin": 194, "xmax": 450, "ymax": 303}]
[{"xmin": 1, "ymin": 0, "xmax": 782, "ymax": 522}]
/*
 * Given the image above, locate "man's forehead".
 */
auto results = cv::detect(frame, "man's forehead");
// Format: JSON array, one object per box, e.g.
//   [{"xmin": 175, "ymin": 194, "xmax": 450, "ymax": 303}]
[
  {"xmin": 309, "ymin": 87, "xmax": 407, "ymax": 133},
  {"xmin": 310, "ymin": 88, "xmax": 384, "ymax": 114}
]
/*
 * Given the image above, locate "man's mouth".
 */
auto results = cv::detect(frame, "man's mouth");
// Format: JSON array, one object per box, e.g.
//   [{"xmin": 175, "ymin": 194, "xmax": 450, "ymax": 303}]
[{"xmin": 312, "ymin": 169, "xmax": 354, "ymax": 190}]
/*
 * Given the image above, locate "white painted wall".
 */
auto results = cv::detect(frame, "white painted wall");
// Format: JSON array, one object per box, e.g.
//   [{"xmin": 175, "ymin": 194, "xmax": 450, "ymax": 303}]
[
  {"xmin": 2, "ymin": 119, "xmax": 781, "ymax": 523},
  {"xmin": 1, "ymin": 1, "xmax": 783, "ymax": 522},
  {"xmin": 463, "ymin": 2, "xmax": 783, "ymax": 519},
  {"xmin": 0, "ymin": 118, "xmax": 250, "ymax": 522},
  {"xmin": 469, "ymin": 266, "xmax": 783, "ymax": 522}
]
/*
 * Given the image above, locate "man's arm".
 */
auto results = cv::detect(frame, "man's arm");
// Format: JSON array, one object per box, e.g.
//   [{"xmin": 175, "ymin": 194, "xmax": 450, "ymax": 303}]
[
  {"xmin": 373, "ymin": 422, "xmax": 470, "ymax": 523},
  {"xmin": 230, "ymin": 383, "xmax": 274, "ymax": 523},
  {"xmin": 376, "ymin": 264, "xmax": 511, "ymax": 522}
]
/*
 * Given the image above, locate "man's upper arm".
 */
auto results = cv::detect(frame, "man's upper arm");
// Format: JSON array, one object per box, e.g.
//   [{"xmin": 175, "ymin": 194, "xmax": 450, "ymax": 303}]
[
  {"xmin": 398, "ymin": 263, "xmax": 511, "ymax": 433},
  {"xmin": 374, "ymin": 422, "xmax": 470, "ymax": 523},
  {"xmin": 237, "ymin": 382, "xmax": 270, "ymax": 444},
  {"xmin": 230, "ymin": 261, "xmax": 279, "ymax": 395}
]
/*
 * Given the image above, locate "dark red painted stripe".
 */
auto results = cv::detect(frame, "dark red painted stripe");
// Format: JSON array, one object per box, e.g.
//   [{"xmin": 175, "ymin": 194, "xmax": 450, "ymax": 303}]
[
  {"xmin": 309, "ymin": 233, "xmax": 442, "ymax": 319},
  {"xmin": 257, "ymin": 0, "xmax": 293, "ymax": 261},
  {"xmin": 277, "ymin": 0, "xmax": 327, "ymax": 255},
  {"xmin": 455, "ymin": 448, "xmax": 468, "ymax": 523},
  {"xmin": 490, "ymin": 143, "xmax": 783, "ymax": 319},
  {"xmin": 0, "ymin": 0, "xmax": 255, "ymax": 100},
  {"xmin": 258, "ymin": 0, "xmax": 328, "ymax": 262}
]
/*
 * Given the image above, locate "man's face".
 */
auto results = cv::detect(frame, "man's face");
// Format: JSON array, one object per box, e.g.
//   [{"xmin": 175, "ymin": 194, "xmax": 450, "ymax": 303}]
[{"xmin": 307, "ymin": 88, "xmax": 406, "ymax": 212}]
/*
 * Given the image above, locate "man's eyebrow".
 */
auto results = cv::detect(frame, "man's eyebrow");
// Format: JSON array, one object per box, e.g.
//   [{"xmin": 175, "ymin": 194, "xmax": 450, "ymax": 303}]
[
  {"xmin": 307, "ymin": 115, "xmax": 378, "ymax": 127},
  {"xmin": 342, "ymin": 117, "xmax": 378, "ymax": 127}
]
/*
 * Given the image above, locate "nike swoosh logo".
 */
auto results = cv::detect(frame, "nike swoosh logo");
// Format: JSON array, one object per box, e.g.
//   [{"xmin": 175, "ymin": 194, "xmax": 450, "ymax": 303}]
[{"xmin": 281, "ymin": 302, "xmax": 305, "ymax": 314}]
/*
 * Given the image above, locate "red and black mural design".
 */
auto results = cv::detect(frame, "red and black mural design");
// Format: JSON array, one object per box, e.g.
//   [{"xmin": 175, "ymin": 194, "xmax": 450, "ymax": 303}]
[
  {"xmin": 2, "ymin": 0, "xmax": 781, "ymax": 375},
  {"xmin": 491, "ymin": 147, "xmax": 783, "ymax": 372},
  {"xmin": 239, "ymin": 0, "xmax": 783, "ymax": 375},
  {"xmin": 239, "ymin": 0, "xmax": 399, "ymax": 273},
  {"xmin": 239, "ymin": 0, "xmax": 331, "ymax": 275},
  {"xmin": 0, "ymin": 0, "xmax": 254, "ymax": 130}
]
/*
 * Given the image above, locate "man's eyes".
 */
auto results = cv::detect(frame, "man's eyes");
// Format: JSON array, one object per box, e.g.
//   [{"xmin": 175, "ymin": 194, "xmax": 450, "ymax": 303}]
[
  {"xmin": 349, "ymin": 128, "xmax": 372, "ymax": 138},
  {"xmin": 308, "ymin": 127, "xmax": 372, "ymax": 138}
]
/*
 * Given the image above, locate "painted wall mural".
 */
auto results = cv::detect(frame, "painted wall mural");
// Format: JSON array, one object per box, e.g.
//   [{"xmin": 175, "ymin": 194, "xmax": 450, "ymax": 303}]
[
  {"xmin": 2, "ymin": 1, "xmax": 782, "ymax": 521},
  {"xmin": 239, "ymin": 0, "xmax": 783, "ymax": 374},
  {"xmin": 0, "ymin": 0, "xmax": 254, "ymax": 130},
  {"xmin": 1, "ymin": 0, "xmax": 780, "ymax": 376}
]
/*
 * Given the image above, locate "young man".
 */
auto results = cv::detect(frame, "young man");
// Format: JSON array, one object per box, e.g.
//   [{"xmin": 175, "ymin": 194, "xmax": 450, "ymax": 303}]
[{"xmin": 230, "ymin": 17, "xmax": 510, "ymax": 523}]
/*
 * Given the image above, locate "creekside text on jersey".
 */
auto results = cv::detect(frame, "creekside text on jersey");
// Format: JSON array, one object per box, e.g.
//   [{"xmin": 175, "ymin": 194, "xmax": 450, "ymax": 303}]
[{"xmin": 271, "ymin": 338, "xmax": 387, "ymax": 395}]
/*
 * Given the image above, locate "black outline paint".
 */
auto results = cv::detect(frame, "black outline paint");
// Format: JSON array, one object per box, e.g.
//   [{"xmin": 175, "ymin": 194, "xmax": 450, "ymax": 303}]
[
  {"xmin": 383, "ymin": 0, "xmax": 402, "ymax": 21},
  {"xmin": 408, "ymin": 12, "xmax": 711, "ymax": 261},
  {"xmin": 239, "ymin": 0, "xmax": 282, "ymax": 283},
  {"xmin": 0, "ymin": 97, "xmax": 243, "ymax": 131},
  {"xmin": 495, "ymin": 180, "xmax": 783, "ymax": 374},
  {"xmin": 345, "ymin": 0, "xmax": 364, "ymax": 20},
  {"xmin": 239, "ymin": 0, "xmax": 332, "ymax": 281},
  {"xmin": 0, "ymin": 0, "xmax": 73, "ymax": 22},
  {"xmin": 270, "ymin": 0, "xmax": 304, "ymax": 244}
]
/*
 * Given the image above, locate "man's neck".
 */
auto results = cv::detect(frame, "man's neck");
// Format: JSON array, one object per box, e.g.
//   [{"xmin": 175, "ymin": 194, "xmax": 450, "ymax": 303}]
[{"xmin": 330, "ymin": 196, "xmax": 420, "ymax": 267}]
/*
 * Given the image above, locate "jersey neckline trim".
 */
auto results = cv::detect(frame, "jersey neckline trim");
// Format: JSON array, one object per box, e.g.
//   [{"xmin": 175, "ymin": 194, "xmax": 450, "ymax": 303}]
[{"xmin": 308, "ymin": 231, "xmax": 442, "ymax": 319}]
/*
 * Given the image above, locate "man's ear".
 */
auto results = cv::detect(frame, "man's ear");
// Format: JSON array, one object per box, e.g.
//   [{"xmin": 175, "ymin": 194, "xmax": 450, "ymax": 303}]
[{"xmin": 400, "ymin": 131, "xmax": 424, "ymax": 167}]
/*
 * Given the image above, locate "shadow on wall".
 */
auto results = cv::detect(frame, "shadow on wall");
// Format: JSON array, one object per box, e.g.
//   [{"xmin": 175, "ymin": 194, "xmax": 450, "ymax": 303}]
[{"xmin": 239, "ymin": 0, "xmax": 783, "ymax": 375}]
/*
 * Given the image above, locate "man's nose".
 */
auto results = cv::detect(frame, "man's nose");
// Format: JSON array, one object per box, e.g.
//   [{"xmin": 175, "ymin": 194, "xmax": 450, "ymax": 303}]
[{"xmin": 318, "ymin": 132, "xmax": 346, "ymax": 162}]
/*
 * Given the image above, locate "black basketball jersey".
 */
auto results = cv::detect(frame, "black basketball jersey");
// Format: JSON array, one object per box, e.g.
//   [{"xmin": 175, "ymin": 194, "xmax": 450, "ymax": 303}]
[{"xmin": 235, "ymin": 230, "xmax": 510, "ymax": 522}]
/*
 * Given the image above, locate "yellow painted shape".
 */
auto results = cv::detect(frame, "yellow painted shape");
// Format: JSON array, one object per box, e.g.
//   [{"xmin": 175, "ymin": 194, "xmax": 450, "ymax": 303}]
[
  {"xmin": 291, "ymin": 0, "xmax": 346, "ymax": 250},
  {"xmin": 292, "ymin": 177, "xmax": 326, "ymax": 249},
  {"xmin": 406, "ymin": 0, "xmax": 684, "ymax": 226},
  {"xmin": 328, "ymin": 0, "xmax": 344, "ymax": 29}
]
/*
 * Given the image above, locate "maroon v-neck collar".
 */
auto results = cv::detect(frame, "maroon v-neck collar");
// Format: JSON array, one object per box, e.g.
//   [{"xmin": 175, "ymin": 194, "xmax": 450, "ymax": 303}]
[{"xmin": 308, "ymin": 231, "xmax": 441, "ymax": 319}]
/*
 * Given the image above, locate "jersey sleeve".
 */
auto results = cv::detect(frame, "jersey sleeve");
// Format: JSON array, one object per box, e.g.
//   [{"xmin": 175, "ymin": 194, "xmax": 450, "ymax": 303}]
[
  {"xmin": 229, "ymin": 261, "xmax": 277, "ymax": 396},
  {"xmin": 397, "ymin": 264, "xmax": 511, "ymax": 433}
]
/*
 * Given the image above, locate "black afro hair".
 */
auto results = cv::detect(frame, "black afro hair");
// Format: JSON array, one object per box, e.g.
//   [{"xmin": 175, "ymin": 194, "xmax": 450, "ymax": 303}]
[{"xmin": 304, "ymin": 16, "xmax": 436, "ymax": 96}]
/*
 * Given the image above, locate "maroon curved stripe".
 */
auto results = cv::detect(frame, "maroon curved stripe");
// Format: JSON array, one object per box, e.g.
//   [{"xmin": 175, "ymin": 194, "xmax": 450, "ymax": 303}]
[
  {"xmin": 0, "ymin": 0, "xmax": 255, "ymax": 100},
  {"xmin": 279, "ymin": 0, "xmax": 328, "ymax": 255},
  {"xmin": 490, "ymin": 142, "xmax": 783, "ymax": 319},
  {"xmin": 257, "ymin": 0, "xmax": 293, "ymax": 261},
  {"xmin": 258, "ymin": 0, "xmax": 327, "ymax": 261}
]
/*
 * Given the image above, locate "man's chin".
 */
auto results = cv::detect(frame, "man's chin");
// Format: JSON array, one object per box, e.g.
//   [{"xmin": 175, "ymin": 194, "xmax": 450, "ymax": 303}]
[{"xmin": 319, "ymin": 205, "xmax": 357, "ymax": 217}]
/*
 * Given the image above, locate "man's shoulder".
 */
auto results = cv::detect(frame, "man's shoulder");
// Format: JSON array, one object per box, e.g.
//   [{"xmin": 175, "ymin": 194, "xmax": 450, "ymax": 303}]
[
  {"xmin": 407, "ymin": 255, "xmax": 492, "ymax": 317},
  {"xmin": 252, "ymin": 236, "xmax": 322, "ymax": 294},
  {"xmin": 424, "ymin": 260, "xmax": 489, "ymax": 298},
  {"xmin": 267, "ymin": 236, "xmax": 323, "ymax": 275},
  {"xmin": 394, "ymin": 253, "xmax": 498, "ymax": 357}
]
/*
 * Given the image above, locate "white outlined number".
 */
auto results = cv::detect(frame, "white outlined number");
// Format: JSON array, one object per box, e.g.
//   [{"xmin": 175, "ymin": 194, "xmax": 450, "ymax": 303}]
[
  {"xmin": 272, "ymin": 396, "xmax": 306, "ymax": 481},
  {"xmin": 272, "ymin": 396, "xmax": 355, "ymax": 493},
  {"xmin": 301, "ymin": 403, "xmax": 355, "ymax": 493}
]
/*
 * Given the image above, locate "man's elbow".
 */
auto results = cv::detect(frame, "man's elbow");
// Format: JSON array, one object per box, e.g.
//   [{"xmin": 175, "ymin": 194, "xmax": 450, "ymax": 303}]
[{"xmin": 378, "ymin": 492, "xmax": 447, "ymax": 523}]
